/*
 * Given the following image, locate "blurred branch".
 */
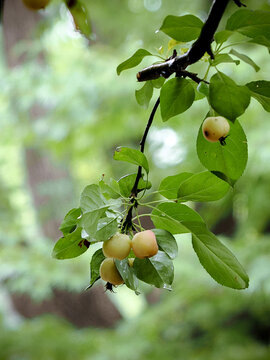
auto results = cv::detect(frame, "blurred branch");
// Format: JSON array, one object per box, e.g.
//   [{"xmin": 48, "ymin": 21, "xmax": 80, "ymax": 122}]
[
  {"xmin": 137, "ymin": 0, "xmax": 231, "ymax": 82},
  {"xmin": 0, "ymin": 0, "xmax": 4, "ymax": 23}
]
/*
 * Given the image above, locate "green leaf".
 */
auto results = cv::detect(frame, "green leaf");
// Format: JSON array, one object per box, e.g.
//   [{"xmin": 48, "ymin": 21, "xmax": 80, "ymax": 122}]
[
  {"xmin": 59, "ymin": 208, "xmax": 81, "ymax": 235},
  {"xmin": 88, "ymin": 249, "xmax": 105, "ymax": 289},
  {"xmin": 52, "ymin": 227, "xmax": 89, "ymax": 260},
  {"xmin": 113, "ymin": 147, "xmax": 149, "ymax": 174},
  {"xmin": 177, "ymin": 171, "xmax": 230, "ymax": 202},
  {"xmin": 118, "ymin": 173, "xmax": 151, "ymax": 198},
  {"xmin": 214, "ymin": 30, "xmax": 234, "ymax": 44},
  {"xmin": 151, "ymin": 202, "xmax": 203, "ymax": 235},
  {"xmin": 160, "ymin": 78, "xmax": 195, "ymax": 121},
  {"xmin": 191, "ymin": 222, "xmax": 249, "ymax": 289},
  {"xmin": 210, "ymin": 54, "xmax": 240, "ymax": 67},
  {"xmin": 133, "ymin": 251, "xmax": 174, "ymax": 289},
  {"xmin": 229, "ymin": 49, "xmax": 260, "ymax": 72},
  {"xmin": 226, "ymin": 9, "xmax": 270, "ymax": 42},
  {"xmin": 159, "ymin": 172, "xmax": 193, "ymax": 200},
  {"xmin": 246, "ymin": 81, "xmax": 270, "ymax": 112},
  {"xmin": 197, "ymin": 82, "xmax": 209, "ymax": 99},
  {"xmin": 151, "ymin": 77, "xmax": 165, "ymax": 89},
  {"xmin": 209, "ymin": 72, "xmax": 250, "ymax": 121},
  {"xmin": 135, "ymin": 82, "xmax": 153, "ymax": 108},
  {"xmin": 94, "ymin": 217, "xmax": 119, "ymax": 242},
  {"xmin": 150, "ymin": 203, "xmax": 249, "ymax": 289},
  {"xmin": 115, "ymin": 258, "xmax": 139, "ymax": 293},
  {"xmin": 249, "ymin": 36, "xmax": 270, "ymax": 51},
  {"xmin": 159, "ymin": 15, "xmax": 203, "ymax": 42},
  {"xmin": 79, "ymin": 185, "xmax": 111, "ymax": 236},
  {"xmin": 117, "ymin": 49, "xmax": 152, "ymax": 75},
  {"xmin": 152, "ymin": 229, "xmax": 178, "ymax": 260},
  {"xmin": 81, "ymin": 208, "xmax": 108, "ymax": 237},
  {"xmin": 99, "ymin": 179, "xmax": 121, "ymax": 200},
  {"xmin": 196, "ymin": 119, "xmax": 248, "ymax": 183},
  {"xmin": 66, "ymin": 0, "xmax": 92, "ymax": 39},
  {"xmin": 189, "ymin": 80, "xmax": 205, "ymax": 101},
  {"xmin": 80, "ymin": 184, "xmax": 107, "ymax": 213}
]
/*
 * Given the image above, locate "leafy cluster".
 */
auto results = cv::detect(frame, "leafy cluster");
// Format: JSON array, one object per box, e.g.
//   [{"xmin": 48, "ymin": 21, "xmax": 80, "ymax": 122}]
[{"xmin": 52, "ymin": 4, "xmax": 270, "ymax": 294}]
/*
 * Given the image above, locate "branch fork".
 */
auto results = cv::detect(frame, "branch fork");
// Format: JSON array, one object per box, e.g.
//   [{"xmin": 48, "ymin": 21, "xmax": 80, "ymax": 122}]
[{"xmin": 123, "ymin": 0, "xmax": 238, "ymax": 232}]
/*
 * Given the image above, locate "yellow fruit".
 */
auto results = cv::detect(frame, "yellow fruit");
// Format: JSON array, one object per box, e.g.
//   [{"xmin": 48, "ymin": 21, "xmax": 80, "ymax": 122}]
[
  {"xmin": 202, "ymin": 116, "xmax": 230, "ymax": 143},
  {"xmin": 22, "ymin": 0, "xmax": 50, "ymax": 10},
  {"xmin": 102, "ymin": 233, "xmax": 131, "ymax": 260},
  {"xmin": 99, "ymin": 258, "xmax": 124, "ymax": 285},
  {"xmin": 131, "ymin": 230, "xmax": 158, "ymax": 259}
]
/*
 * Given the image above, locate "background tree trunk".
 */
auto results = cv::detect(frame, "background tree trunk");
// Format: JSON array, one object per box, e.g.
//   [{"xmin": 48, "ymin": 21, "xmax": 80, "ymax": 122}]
[{"xmin": 3, "ymin": 0, "xmax": 121, "ymax": 328}]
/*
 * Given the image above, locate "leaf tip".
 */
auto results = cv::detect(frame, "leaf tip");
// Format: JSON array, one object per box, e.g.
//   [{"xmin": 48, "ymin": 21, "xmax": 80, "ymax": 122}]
[{"xmin": 116, "ymin": 66, "xmax": 121, "ymax": 76}]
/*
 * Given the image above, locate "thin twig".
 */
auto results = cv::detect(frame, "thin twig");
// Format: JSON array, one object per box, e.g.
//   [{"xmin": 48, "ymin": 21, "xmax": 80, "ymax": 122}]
[
  {"xmin": 121, "ymin": 97, "xmax": 160, "ymax": 232},
  {"xmin": 130, "ymin": 97, "xmax": 160, "ymax": 197},
  {"xmin": 233, "ymin": 0, "xmax": 246, "ymax": 7},
  {"xmin": 176, "ymin": 70, "xmax": 209, "ymax": 84}
]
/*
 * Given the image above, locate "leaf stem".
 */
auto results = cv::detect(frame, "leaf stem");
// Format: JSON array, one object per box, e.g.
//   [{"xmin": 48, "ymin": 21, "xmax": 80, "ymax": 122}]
[{"xmin": 217, "ymin": 41, "xmax": 247, "ymax": 53}]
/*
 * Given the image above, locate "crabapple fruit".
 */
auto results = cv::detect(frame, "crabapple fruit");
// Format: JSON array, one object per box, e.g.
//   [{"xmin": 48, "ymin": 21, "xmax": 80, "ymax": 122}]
[
  {"xmin": 22, "ymin": 0, "xmax": 50, "ymax": 10},
  {"xmin": 202, "ymin": 116, "xmax": 230, "ymax": 143},
  {"xmin": 131, "ymin": 230, "xmax": 158, "ymax": 259},
  {"xmin": 99, "ymin": 258, "xmax": 124, "ymax": 285},
  {"xmin": 102, "ymin": 233, "xmax": 131, "ymax": 260}
]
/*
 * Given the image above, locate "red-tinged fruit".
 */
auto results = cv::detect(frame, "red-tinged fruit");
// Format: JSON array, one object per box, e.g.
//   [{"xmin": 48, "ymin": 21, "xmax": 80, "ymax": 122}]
[{"xmin": 131, "ymin": 230, "xmax": 158, "ymax": 259}]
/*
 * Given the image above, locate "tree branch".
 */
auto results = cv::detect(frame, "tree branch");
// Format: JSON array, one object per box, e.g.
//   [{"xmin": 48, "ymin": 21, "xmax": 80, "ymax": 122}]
[
  {"xmin": 123, "ymin": 0, "xmax": 233, "ymax": 233},
  {"xmin": 137, "ymin": 0, "xmax": 231, "ymax": 82},
  {"xmin": 0, "ymin": 0, "xmax": 5, "ymax": 23},
  {"xmin": 121, "ymin": 97, "xmax": 160, "ymax": 233},
  {"xmin": 233, "ymin": 0, "xmax": 246, "ymax": 7},
  {"xmin": 131, "ymin": 97, "xmax": 160, "ymax": 197}
]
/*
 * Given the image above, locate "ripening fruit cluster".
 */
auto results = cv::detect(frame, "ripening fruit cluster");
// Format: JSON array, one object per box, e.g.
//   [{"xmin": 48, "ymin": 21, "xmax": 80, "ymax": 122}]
[
  {"xmin": 22, "ymin": 0, "xmax": 50, "ymax": 10},
  {"xmin": 202, "ymin": 116, "xmax": 230, "ymax": 143},
  {"xmin": 99, "ymin": 230, "xmax": 158, "ymax": 286}
]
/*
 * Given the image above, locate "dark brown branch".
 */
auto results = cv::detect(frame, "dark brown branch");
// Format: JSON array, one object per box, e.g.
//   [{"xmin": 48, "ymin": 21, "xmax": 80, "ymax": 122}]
[
  {"xmin": 233, "ymin": 0, "xmax": 246, "ymax": 7},
  {"xmin": 176, "ymin": 70, "xmax": 209, "ymax": 84},
  {"xmin": 121, "ymin": 97, "xmax": 160, "ymax": 233},
  {"xmin": 131, "ymin": 97, "xmax": 160, "ymax": 197},
  {"xmin": 123, "ymin": 0, "xmax": 233, "ymax": 233},
  {"xmin": 137, "ymin": 0, "xmax": 231, "ymax": 82}
]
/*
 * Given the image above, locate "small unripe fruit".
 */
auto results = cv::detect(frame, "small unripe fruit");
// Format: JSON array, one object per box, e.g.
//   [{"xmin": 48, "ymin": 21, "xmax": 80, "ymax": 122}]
[
  {"xmin": 102, "ymin": 233, "xmax": 131, "ymax": 260},
  {"xmin": 99, "ymin": 258, "xmax": 124, "ymax": 285},
  {"xmin": 131, "ymin": 230, "xmax": 158, "ymax": 259},
  {"xmin": 202, "ymin": 116, "xmax": 230, "ymax": 143},
  {"xmin": 22, "ymin": 0, "xmax": 50, "ymax": 10}
]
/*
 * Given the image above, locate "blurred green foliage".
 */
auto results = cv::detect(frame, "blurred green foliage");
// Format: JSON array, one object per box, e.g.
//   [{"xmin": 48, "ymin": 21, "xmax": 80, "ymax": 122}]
[{"xmin": 0, "ymin": 0, "xmax": 270, "ymax": 358}]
